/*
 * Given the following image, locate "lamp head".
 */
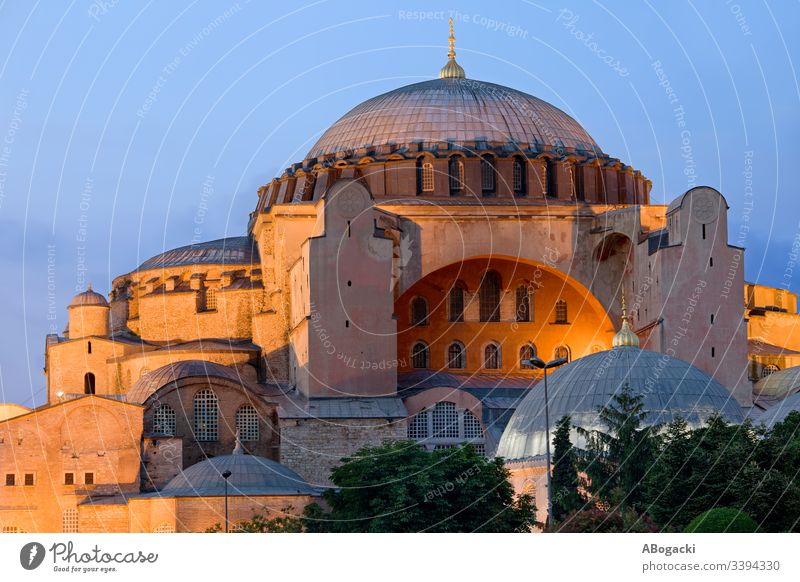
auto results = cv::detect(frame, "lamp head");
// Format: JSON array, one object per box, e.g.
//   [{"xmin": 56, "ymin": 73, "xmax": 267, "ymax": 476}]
[
  {"xmin": 522, "ymin": 357, "xmax": 546, "ymax": 370},
  {"xmin": 221, "ymin": 470, "xmax": 232, "ymax": 479},
  {"xmin": 546, "ymin": 357, "xmax": 569, "ymax": 369}
]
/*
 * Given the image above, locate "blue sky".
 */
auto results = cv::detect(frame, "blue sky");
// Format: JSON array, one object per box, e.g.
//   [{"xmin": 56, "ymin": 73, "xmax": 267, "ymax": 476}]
[{"xmin": 0, "ymin": 1, "xmax": 798, "ymax": 406}]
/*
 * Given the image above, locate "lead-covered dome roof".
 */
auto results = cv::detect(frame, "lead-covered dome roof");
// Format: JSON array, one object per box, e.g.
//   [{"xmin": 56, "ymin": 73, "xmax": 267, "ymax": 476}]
[
  {"xmin": 306, "ymin": 78, "xmax": 602, "ymax": 160},
  {"xmin": 69, "ymin": 285, "xmax": 109, "ymax": 308},
  {"xmin": 753, "ymin": 366, "xmax": 800, "ymax": 406},
  {"xmin": 128, "ymin": 360, "xmax": 246, "ymax": 404},
  {"xmin": 497, "ymin": 346, "xmax": 744, "ymax": 460},
  {"xmin": 161, "ymin": 453, "xmax": 317, "ymax": 497}
]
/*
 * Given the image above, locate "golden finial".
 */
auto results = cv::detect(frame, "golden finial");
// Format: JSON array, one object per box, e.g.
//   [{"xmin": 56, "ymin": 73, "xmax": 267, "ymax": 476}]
[
  {"xmin": 613, "ymin": 290, "xmax": 640, "ymax": 348},
  {"xmin": 439, "ymin": 17, "xmax": 466, "ymax": 79}
]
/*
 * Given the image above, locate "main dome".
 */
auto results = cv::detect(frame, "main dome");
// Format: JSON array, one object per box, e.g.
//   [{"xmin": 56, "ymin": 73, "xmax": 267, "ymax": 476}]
[
  {"xmin": 497, "ymin": 347, "xmax": 745, "ymax": 460},
  {"xmin": 306, "ymin": 78, "xmax": 602, "ymax": 160}
]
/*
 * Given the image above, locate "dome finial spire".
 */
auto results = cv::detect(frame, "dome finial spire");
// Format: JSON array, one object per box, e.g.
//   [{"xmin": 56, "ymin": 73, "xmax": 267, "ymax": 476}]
[
  {"xmin": 439, "ymin": 17, "xmax": 466, "ymax": 79},
  {"xmin": 613, "ymin": 290, "xmax": 640, "ymax": 348}
]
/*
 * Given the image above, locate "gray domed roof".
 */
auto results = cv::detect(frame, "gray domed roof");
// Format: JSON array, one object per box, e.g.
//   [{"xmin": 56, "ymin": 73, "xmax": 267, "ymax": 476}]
[
  {"xmin": 136, "ymin": 236, "xmax": 258, "ymax": 271},
  {"xmin": 127, "ymin": 360, "xmax": 246, "ymax": 404},
  {"xmin": 69, "ymin": 286, "xmax": 109, "ymax": 308},
  {"xmin": 161, "ymin": 454, "xmax": 317, "ymax": 497},
  {"xmin": 497, "ymin": 347, "xmax": 744, "ymax": 460},
  {"xmin": 756, "ymin": 391, "xmax": 800, "ymax": 429},
  {"xmin": 753, "ymin": 366, "xmax": 800, "ymax": 405},
  {"xmin": 306, "ymin": 78, "xmax": 601, "ymax": 160}
]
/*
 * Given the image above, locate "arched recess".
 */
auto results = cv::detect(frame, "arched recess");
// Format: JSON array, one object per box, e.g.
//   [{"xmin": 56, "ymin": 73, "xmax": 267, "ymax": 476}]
[{"xmin": 592, "ymin": 233, "xmax": 633, "ymax": 328}]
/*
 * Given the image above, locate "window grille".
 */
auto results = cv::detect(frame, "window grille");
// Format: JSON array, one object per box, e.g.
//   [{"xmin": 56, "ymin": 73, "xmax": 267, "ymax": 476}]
[{"xmin": 193, "ymin": 389, "xmax": 219, "ymax": 442}]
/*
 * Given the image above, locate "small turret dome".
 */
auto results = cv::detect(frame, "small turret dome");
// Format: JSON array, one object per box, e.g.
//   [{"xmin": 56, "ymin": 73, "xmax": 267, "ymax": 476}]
[{"xmin": 68, "ymin": 284, "xmax": 109, "ymax": 308}]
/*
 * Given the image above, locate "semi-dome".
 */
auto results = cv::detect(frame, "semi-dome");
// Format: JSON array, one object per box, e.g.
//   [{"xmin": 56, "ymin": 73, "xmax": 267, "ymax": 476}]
[
  {"xmin": 136, "ymin": 236, "xmax": 258, "ymax": 271},
  {"xmin": 753, "ymin": 366, "xmax": 800, "ymax": 406},
  {"xmin": 756, "ymin": 391, "xmax": 800, "ymax": 429},
  {"xmin": 497, "ymin": 346, "xmax": 744, "ymax": 460},
  {"xmin": 306, "ymin": 78, "xmax": 601, "ymax": 160},
  {"xmin": 161, "ymin": 453, "xmax": 317, "ymax": 497},
  {"xmin": 68, "ymin": 285, "xmax": 109, "ymax": 308},
  {"xmin": 128, "ymin": 360, "xmax": 247, "ymax": 404}
]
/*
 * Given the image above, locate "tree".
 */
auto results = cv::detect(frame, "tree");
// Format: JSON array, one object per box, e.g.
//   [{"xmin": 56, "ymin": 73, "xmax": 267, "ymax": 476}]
[
  {"xmin": 557, "ymin": 506, "xmax": 659, "ymax": 533},
  {"xmin": 684, "ymin": 508, "xmax": 759, "ymax": 533},
  {"xmin": 205, "ymin": 509, "xmax": 303, "ymax": 533},
  {"xmin": 303, "ymin": 441, "xmax": 537, "ymax": 532},
  {"xmin": 551, "ymin": 415, "xmax": 583, "ymax": 522},
  {"xmin": 579, "ymin": 382, "xmax": 656, "ymax": 511}
]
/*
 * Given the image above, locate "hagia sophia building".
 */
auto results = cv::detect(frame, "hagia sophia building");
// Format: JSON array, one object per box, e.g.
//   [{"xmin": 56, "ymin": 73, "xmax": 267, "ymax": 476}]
[{"xmin": 2, "ymin": 22, "xmax": 800, "ymax": 532}]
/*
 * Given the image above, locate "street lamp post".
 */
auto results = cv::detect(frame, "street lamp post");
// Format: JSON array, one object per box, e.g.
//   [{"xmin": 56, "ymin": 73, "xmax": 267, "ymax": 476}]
[
  {"xmin": 222, "ymin": 470, "xmax": 232, "ymax": 533},
  {"xmin": 522, "ymin": 356, "xmax": 568, "ymax": 531}
]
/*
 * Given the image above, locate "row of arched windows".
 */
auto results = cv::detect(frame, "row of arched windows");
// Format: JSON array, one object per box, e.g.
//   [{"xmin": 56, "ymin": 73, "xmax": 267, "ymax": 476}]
[
  {"xmin": 410, "ymin": 274, "xmax": 568, "ymax": 325},
  {"xmin": 416, "ymin": 155, "xmax": 528, "ymax": 197},
  {"xmin": 151, "ymin": 391, "xmax": 262, "ymax": 443},
  {"xmin": 407, "ymin": 401, "xmax": 486, "ymax": 455},
  {"xmin": 410, "ymin": 342, "xmax": 571, "ymax": 370}
]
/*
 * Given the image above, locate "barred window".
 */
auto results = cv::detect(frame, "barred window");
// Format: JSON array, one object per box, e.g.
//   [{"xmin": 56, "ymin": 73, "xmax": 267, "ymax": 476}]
[
  {"xmin": 411, "ymin": 342, "xmax": 429, "ymax": 369},
  {"xmin": 464, "ymin": 410, "xmax": 483, "ymax": 439},
  {"xmin": 193, "ymin": 389, "xmax": 219, "ymax": 442},
  {"xmin": 447, "ymin": 342, "xmax": 465, "ymax": 369},
  {"xmin": 236, "ymin": 405, "xmax": 259, "ymax": 442},
  {"xmin": 64, "ymin": 473, "xmax": 74, "ymax": 485},
  {"xmin": 407, "ymin": 412, "xmax": 429, "ymax": 439},
  {"xmin": 448, "ymin": 281, "xmax": 465, "ymax": 322},
  {"xmin": 411, "ymin": 296, "xmax": 428, "ymax": 326},
  {"xmin": 84, "ymin": 472, "xmax": 94, "ymax": 485},
  {"xmin": 520, "ymin": 344, "xmax": 537, "ymax": 368},
  {"xmin": 153, "ymin": 523, "xmax": 175, "ymax": 533},
  {"xmin": 761, "ymin": 364, "xmax": 780, "ymax": 378},
  {"xmin": 516, "ymin": 285, "xmax": 531, "ymax": 322},
  {"xmin": 63, "ymin": 509, "xmax": 79, "ymax": 533},
  {"xmin": 555, "ymin": 299, "xmax": 568, "ymax": 323},
  {"xmin": 432, "ymin": 401, "xmax": 459, "ymax": 439},
  {"xmin": 421, "ymin": 162, "xmax": 434, "ymax": 192},
  {"xmin": 481, "ymin": 155, "xmax": 496, "ymax": 194},
  {"xmin": 484, "ymin": 343, "xmax": 501, "ymax": 369},
  {"xmin": 24, "ymin": 473, "xmax": 34, "ymax": 486},
  {"xmin": 479, "ymin": 271, "xmax": 501, "ymax": 322},
  {"xmin": 153, "ymin": 403, "xmax": 176, "ymax": 436},
  {"xmin": 204, "ymin": 288, "xmax": 217, "ymax": 311},
  {"xmin": 554, "ymin": 345, "xmax": 571, "ymax": 362},
  {"xmin": 513, "ymin": 157, "xmax": 526, "ymax": 195},
  {"xmin": 448, "ymin": 157, "xmax": 465, "ymax": 194}
]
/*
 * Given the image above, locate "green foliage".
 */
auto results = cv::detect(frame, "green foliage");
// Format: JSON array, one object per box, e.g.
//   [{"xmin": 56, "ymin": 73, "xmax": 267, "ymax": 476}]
[
  {"xmin": 579, "ymin": 382, "xmax": 656, "ymax": 511},
  {"xmin": 551, "ymin": 415, "xmax": 584, "ymax": 521},
  {"xmin": 555, "ymin": 506, "xmax": 659, "ymax": 533},
  {"xmin": 303, "ymin": 440, "xmax": 537, "ymax": 532},
  {"xmin": 684, "ymin": 508, "xmax": 759, "ymax": 533},
  {"xmin": 205, "ymin": 509, "xmax": 303, "ymax": 533}
]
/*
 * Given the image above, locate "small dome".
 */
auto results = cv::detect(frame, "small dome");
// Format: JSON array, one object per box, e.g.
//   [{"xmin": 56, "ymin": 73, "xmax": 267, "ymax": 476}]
[
  {"xmin": 161, "ymin": 454, "xmax": 317, "ymax": 497},
  {"xmin": 756, "ymin": 391, "xmax": 800, "ymax": 429},
  {"xmin": 753, "ymin": 366, "xmax": 800, "ymax": 406},
  {"xmin": 497, "ymin": 347, "xmax": 744, "ymax": 460},
  {"xmin": 69, "ymin": 285, "xmax": 109, "ymax": 308},
  {"xmin": 128, "ymin": 360, "xmax": 247, "ymax": 404}
]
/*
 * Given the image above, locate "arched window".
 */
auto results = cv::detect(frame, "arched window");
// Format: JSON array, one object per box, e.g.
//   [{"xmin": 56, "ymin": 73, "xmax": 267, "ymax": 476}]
[
  {"xmin": 546, "ymin": 158, "xmax": 557, "ymax": 198},
  {"xmin": 554, "ymin": 345, "xmax": 571, "ymax": 362},
  {"xmin": 516, "ymin": 285, "xmax": 531, "ymax": 322},
  {"xmin": 193, "ymin": 389, "xmax": 219, "ymax": 442},
  {"xmin": 416, "ymin": 159, "xmax": 434, "ymax": 194},
  {"xmin": 152, "ymin": 403, "xmax": 176, "ymax": 436},
  {"xmin": 411, "ymin": 342, "xmax": 429, "ymax": 369},
  {"xmin": 555, "ymin": 299, "xmax": 568, "ymax": 323},
  {"xmin": 574, "ymin": 163, "xmax": 585, "ymax": 201},
  {"xmin": 463, "ymin": 410, "xmax": 483, "ymax": 439},
  {"xmin": 568, "ymin": 163, "xmax": 578, "ymax": 199},
  {"xmin": 407, "ymin": 402, "xmax": 485, "ymax": 455},
  {"xmin": 236, "ymin": 405, "xmax": 259, "ymax": 441},
  {"xmin": 432, "ymin": 401, "xmax": 459, "ymax": 438},
  {"xmin": 448, "ymin": 156, "xmax": 465, "ymax": 195},
  {"xmin": 87, "ymin": 341, "xmax": 92, "ymax": 354},
  {"xmin": 153, "ymin": 523, "xmax": 175, "ymax": 533},
  {"xmin": 447, "ymin": 342, "xmax": 466, "ymax": 369},
  {"xmin": 520, "ymin": 344, "xmax": 537, "ymax": 368},
  {"xmin": 84, "ymin": 373, "xmax": 96, "ymax": 395},
  {"xmin": 479, "ymin": 271, "xmax": 501, "ymax": 322},
  {"xmin": 448, "ymin": 281, "xmax": 465, "ymax": 322},
  {"xmin": 202, "ymin": 287, "xmax": 217, "ymax": 312},
  {"xmin": 481, "ymin": 155, "xmax": 496, "ymax": 195},
  {"xmin": 761, "ymin": 364, "xmax": 780, "ymax": 378},
  {"xmin": 484, "ymin": 343, "xmax": 501, "ymax": 369},
  {"xmin": 513, "ymin": 156, "xmax": 527, "ymax": 195},
  {"xmin": 62, "ymin": 509, "xmax": 79, "ymax": 533},
  {"xmin": 410, "ymin": 296, "xmax": 428, "ymax": 326}
]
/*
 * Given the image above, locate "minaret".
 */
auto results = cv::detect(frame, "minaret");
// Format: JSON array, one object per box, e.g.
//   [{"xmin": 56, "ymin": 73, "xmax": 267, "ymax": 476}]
[
  {"xmin": 612, "ymin": 292, "xmax": 640, "ymax": 348},
  {"xmin": 439, "ymin": 17, "xmax": 466, "ymax": 79}
]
